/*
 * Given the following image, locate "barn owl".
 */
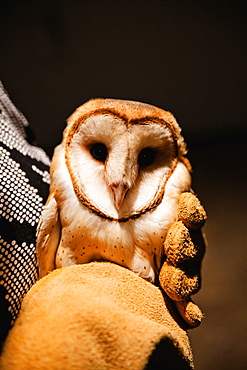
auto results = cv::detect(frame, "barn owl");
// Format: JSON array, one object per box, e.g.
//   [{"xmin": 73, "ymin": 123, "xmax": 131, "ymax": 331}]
[{"xmin": 37, "ymin": 99, "xmax": 191, "ymax": 282}]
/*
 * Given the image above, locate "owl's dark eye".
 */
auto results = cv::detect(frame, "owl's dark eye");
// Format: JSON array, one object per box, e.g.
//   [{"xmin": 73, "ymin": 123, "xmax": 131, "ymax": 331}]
[
  {"xmin": 138, "ymin": 147, "xmax": 156, "ymax": 167},
  {"xmin": 90, "ymin": 143, "xmax": 107, "ymax": 162}
]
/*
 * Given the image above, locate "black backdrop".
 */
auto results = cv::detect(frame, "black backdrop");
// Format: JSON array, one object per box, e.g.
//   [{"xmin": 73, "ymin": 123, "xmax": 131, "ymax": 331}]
[{"xmin": 0, "ymin": 1, "xmax": 246, "ymax": 369}]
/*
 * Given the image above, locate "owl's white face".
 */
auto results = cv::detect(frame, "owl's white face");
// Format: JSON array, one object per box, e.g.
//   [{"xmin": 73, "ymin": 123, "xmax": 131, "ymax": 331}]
[
  {"xmin": 37, "ymin": 99, "xmax": 191, "ymax": 281},
  {"xmin": 65, "ymin": 113, "xmax": 178, "ymax": 220}
]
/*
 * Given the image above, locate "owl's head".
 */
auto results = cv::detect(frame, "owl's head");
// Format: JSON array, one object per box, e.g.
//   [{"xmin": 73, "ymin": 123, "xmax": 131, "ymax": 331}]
[{"xmin": 60, "ymin": 99, "xmax": 190, "ymax": 221}]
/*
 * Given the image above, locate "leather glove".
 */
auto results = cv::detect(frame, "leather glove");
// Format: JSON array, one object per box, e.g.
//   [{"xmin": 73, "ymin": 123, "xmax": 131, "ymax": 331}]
[{"xmin": 159, "ymin": 192, "xmax": 207, "ymax": 328}]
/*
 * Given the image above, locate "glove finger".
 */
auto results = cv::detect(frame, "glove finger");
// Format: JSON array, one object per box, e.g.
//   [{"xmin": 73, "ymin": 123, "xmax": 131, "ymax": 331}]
[
  {"xmin": 164, "ymin": 222, "xmax": 206, "ymax": 266},
  {"xmin": 178, "ymin": 192, "xmax": 207, "ymax": 229},
  {"xmin": 175, "ymin": 299, "xmax": 204, "ymax": 328},
  {"xmin": 159, "ymin": 261, "xmax": 200, "ymax": 301},
  {"xmin": 164, "ymin": 221, "xmax": 198, "ymax": 265}
]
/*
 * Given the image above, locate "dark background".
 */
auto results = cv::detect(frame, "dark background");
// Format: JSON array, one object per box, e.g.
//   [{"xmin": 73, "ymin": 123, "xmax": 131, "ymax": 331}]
[{"xmin": 0, "ymin": 1, "xmax": 246, "ymax": 368}]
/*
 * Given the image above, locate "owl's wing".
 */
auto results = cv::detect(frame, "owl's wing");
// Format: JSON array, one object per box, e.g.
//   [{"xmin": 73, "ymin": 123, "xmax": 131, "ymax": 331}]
[{"xmin": 36, "ymin": 193, "xmax": 61, "ymax": 278}]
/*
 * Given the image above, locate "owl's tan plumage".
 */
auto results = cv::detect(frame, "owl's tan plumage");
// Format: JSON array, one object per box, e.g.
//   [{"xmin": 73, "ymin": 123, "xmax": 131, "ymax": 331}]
[{"xmin": 37, "ymin": 99, "xmax": 191, "ymax": 281}]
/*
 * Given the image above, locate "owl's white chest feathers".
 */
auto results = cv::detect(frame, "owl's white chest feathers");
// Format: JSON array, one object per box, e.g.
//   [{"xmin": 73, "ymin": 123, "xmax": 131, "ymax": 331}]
[{"xmin": 52, "ymin": 144, "xmax": 191, "ymax": 282}]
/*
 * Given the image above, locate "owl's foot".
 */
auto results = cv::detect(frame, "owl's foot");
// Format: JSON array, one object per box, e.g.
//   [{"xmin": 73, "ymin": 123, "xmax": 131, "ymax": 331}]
[{"xmin": 130, "ymin": 251, "xmax": 155, "ymax": 283}]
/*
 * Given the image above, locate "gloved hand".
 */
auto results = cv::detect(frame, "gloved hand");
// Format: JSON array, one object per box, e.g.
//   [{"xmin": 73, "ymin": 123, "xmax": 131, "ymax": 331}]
[{"xmin": 159, "ymin": 192, "xmax": 207, "ymax": 328}]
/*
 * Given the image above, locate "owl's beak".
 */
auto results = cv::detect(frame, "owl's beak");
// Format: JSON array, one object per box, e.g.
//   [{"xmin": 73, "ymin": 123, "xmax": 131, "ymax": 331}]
[{"xmin": 110, "ymin": 183, "xmax": 129, "ymax": 210}]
